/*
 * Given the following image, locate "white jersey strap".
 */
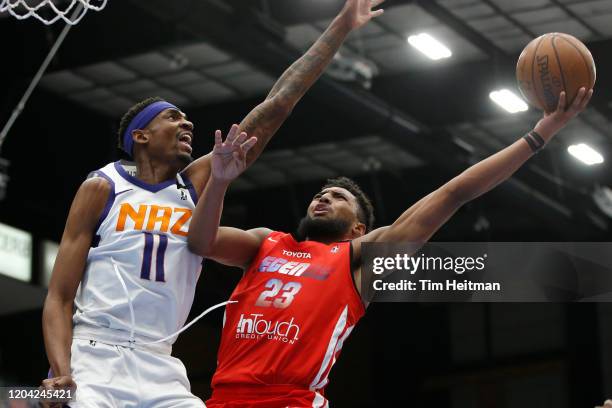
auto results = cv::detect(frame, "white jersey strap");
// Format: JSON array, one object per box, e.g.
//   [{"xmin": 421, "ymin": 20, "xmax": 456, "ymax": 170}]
[
  {"xmin": 140, "ymin": 300, "xmax": 238, "ymax": 345},
  {"xmin": 111, "ymin": 257, "xmax": 136, "ymax": 343},
  {"xmin": 110, "ymin": 257, "xmax": 231, "ymax": 347}
]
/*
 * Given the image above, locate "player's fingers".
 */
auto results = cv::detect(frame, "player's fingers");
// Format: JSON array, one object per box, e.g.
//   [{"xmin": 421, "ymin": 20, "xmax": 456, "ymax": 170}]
[
  {"xmin": 56, "ymin": 377, "xmax": 76, "ymax": 388},
  {"xmin": 371, "ymin": 8, "xmax": 384, "ymax": 17},
  {"xmin": 556, "ymin": 91, "xmax": 566, "ymax": 113},
  {"xmin": 604, "ymin": 399, "xmax": 612, "ymax": 407},
  {"xmin": 240, "ymin": 137, "xmax": 258, "ymax": 153},
  {"xmin": 580, "ymin": 89, "xmax": 594, "ymax": 111},
  {"xmin": 226, "ymin": 124, "xmax": 239, "ymax": 143},
  {"xmin": 233, "ymin": 131, "xmax": 248, "ymax": 146},
  {"xmin": 42, "ymin": 378, "xmax": 57, "ymax": 389},
  {"xmin": 570, "ymin": 87, "xmax": 586, "ymax": 111},
  {"xmin": 214, "ymin": 130, "xmax": 222, "ymax": 147}
]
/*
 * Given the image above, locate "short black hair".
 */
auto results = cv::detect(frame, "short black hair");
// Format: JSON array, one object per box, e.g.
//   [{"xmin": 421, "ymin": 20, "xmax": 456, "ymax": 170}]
[
  {"xmin": 117, "ymin": 96, "xmax": 165, "ymax": 155},
  {"xmin": 323, "ymin": 176, "xmax": 375, "ymax": 232}
]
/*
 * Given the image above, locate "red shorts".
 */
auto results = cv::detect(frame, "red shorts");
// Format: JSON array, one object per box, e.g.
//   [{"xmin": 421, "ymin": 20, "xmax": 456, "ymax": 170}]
[{"xmin": 206, "ymin": 384, "xmax": 328, "ymax": 408}]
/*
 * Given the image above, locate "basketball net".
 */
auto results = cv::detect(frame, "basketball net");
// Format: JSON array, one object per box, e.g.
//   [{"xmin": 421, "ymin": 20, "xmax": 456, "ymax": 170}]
[{"xmin": 0, "ymin": 0, "xmax": 107, "ymax": 25}]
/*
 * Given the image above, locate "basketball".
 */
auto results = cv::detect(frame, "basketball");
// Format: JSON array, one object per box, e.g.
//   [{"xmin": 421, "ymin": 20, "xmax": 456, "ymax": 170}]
[{"xmin": 516, "ymin": 33, "xmax": 596, "ymax": 112}]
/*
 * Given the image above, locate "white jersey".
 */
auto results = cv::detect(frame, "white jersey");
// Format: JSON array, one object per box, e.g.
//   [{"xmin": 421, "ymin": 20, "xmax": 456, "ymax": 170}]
[{"xmin": 73, "ymin": 160, "xmax": 203, "ymax": 354}]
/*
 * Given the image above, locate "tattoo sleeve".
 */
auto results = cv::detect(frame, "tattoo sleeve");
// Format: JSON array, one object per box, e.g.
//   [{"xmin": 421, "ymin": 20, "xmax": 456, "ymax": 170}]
[
  {"xmin": 240, "ymin": 15, "xmax": 352, "ymax": 165},
  {"xmin": 266, "ymin": 17, "xmax": 351, "ymax": 101}
]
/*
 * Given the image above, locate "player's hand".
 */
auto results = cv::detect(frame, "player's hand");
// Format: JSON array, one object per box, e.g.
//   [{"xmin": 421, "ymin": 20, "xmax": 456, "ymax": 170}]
[
  {"xmin": 211, "ymin": 124, "xmax": 257, "ymax": 183},
  {"xmin": 41, "ymin": 375, "xmax": 76, "ymax": 391},
  {"xmin": 595, "ymin": 400, "xmax": 612, "ymax": 408},
  {"xmin": 40, "ymin": 375, "xmax": 76, "ymax": 408},
  {"xmin": 340, "ymin": 0, "xmax": 385, "ymax": 31},
  {"xmin": 534, "ymin": 87, "xmax": 593, "ymax": 139}
]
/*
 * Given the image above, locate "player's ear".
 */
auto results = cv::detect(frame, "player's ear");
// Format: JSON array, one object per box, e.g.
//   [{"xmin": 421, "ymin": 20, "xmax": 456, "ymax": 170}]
[
  {"xmin": 351, "ymin": 222, "xmax": 366, "ymax": 238},
  {"xmin": 132, "ymin": 129, "xmax": 149, "ymax": 146}
]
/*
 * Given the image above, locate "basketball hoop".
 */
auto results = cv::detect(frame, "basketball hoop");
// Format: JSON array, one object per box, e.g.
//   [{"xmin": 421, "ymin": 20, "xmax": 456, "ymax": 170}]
[
  {"xmin": 0, "ymin": 0, "xmax": 108, "ymax": 25},
  {"xmin": 0, "ymin": 0, "xmax": 100, "ymax": 155}
]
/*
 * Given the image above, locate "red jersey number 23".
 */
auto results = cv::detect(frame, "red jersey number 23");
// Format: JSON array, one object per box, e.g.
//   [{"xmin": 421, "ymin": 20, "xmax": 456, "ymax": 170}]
[{"xmin": 255, "ymin": 279, "xmax": 302, "ymax": 309}]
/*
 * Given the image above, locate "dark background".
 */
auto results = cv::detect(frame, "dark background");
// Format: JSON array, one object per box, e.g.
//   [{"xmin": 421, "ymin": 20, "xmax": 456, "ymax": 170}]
[{"xmin": 1, "ymin": 0, "xmax": 612, "ymax": 406}]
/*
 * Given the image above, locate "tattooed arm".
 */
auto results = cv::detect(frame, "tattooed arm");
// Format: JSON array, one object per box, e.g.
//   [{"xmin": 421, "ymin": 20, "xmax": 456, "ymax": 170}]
[{"xmin": 184, "ymin": 0, "xmax": 385, "ymax": 194}]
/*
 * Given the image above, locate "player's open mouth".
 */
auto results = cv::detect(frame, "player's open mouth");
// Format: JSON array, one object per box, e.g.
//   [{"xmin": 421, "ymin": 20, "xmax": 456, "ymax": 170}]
[
  {"xmin": 178, "ymin": 132, "xmax": 193, "ymax": 153},
  {"xmin": 179, "ymin": 142, "xmax": 192, "ymax": 154},
  {"xmin": 313, "ymin": 205, "xmax": 329, "ymax": 216}
]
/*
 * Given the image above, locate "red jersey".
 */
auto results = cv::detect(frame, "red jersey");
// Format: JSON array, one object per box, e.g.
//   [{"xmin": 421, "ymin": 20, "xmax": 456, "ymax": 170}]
[{"xmin": 207, "ymin": 231, "xmax": 366, "ymax": 408}]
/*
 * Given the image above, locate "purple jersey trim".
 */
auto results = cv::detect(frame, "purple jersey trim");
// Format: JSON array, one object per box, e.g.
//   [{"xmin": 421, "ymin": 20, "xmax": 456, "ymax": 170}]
[
  {"xmin": 180, "ymin": 171, "xmax": 198, "ymax": 205},
  {"xmin": 141, "ymin": 232, "xmax": 154, "ymax": 280},
  {"xmin": 88, "ymin": 170, "xmax": 115, "ymax": 236},
  {"xmin": 113, "ymin": 161, "xmax": 176, "ymax": 193},
  {"xmin": 156, "ymin": 235, "xmax": 168, "ymax": 282}
]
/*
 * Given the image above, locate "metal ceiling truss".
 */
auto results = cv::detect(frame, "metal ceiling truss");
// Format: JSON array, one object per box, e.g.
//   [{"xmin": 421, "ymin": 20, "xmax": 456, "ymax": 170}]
[
  {"xmin": 129, "ymin": 0, "xmax": 606, "ymax": 236},
  {"xmin": 34, "ymin": 0, "xmax": 606, "ymax": 236}
]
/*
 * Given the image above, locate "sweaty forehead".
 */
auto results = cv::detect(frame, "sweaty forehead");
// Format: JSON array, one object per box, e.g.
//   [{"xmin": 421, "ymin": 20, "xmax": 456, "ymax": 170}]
[
  {"xmin": 319, "ymin": 187, "xmax": 356, "ymax": 200},
  {"xmin": 163, "ymin": 108, "xmax": 187, "ymax": 118}
]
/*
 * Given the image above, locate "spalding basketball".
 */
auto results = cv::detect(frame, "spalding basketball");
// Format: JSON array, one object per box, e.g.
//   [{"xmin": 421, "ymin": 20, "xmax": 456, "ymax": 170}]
[{"xmin": 516, "ymin": 33, "xmax": 596, "ymax": 112}]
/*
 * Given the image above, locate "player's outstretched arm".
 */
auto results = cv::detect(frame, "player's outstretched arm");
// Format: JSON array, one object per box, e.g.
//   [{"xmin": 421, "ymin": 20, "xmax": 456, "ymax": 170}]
[
  {"xmin": 184, "ymin": 0, "xmax": 385, "ymax": 194},
  {"xmin": 353, "ymin": 88, "xmax": 593, "ymax": 255},
  {"xmin": 187, "ymin": 126, "xmax": 271, "ymax": 268},
  {"xmin": 240, "ymin": 0, "xmax": 386, "ymax": 163},
  {"xmin": 41, "ymin": 177, "xmax": 110, "ymax": 391}
]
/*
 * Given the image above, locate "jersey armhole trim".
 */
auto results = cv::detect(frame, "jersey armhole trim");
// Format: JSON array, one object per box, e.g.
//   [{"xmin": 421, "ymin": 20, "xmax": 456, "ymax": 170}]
[
  {"xmin": 89, "ymin": 170, "xmax": 115, "ymax": 234},
  {"xmin": 179, "ymin": 171, "xmax": 198, "ymax": 205}
]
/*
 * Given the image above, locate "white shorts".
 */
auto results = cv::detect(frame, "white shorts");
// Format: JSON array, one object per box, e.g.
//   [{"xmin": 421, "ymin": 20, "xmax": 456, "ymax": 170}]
[{"xmin": 68, "ymin": 338, "xmax": 205, "ymax": 408}]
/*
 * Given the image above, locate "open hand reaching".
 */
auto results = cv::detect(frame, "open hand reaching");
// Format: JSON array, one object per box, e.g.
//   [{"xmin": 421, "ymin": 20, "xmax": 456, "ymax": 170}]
[
  {"xmin": 340, "ymin": 0, "xmax": 385, "ymax": 31},
  {"xmin": 211, "ymin": 124, "xmax": 257, "ymax": 183}
]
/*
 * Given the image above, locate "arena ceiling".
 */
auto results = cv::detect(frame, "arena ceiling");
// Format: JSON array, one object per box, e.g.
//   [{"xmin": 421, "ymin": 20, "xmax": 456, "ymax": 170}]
[{"xmin": 1, "ymin": 0, "xmax": 612, "ymax": 240}]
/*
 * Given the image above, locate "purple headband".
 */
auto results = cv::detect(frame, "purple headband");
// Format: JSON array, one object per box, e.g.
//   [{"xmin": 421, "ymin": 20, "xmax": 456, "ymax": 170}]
[{"xmin": 123, "ymin": 101, "xmax": 178, "ymax": 156}]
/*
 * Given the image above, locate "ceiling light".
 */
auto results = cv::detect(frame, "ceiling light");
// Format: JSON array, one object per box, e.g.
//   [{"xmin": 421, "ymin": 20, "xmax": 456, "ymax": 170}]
[
  {"xmin": 489, "ymin": 89, "xmax": 528, "ymax": 113},
  {"xmin": 407, "ymin": 33, "xmax": 452, "ymax": 60},
  {"xmin": 568, "ymin": 143, "xmax": 604, "ymax": 165}
]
